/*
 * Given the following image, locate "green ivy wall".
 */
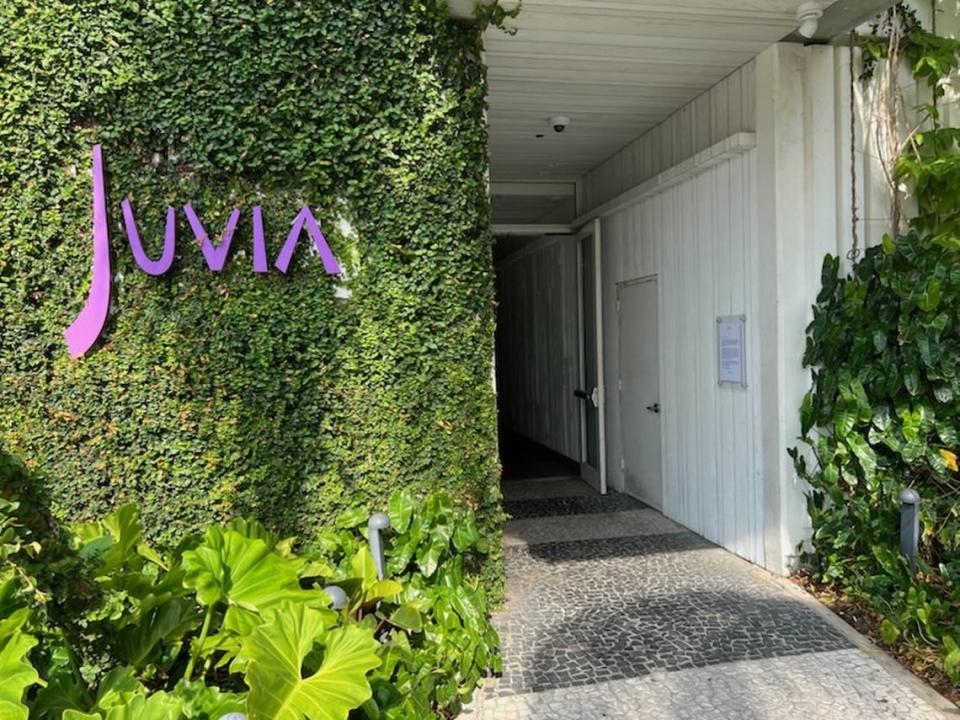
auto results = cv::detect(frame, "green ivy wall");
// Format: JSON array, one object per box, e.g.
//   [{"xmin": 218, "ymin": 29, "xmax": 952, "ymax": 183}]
[{"xmin": 0, "ymin": 0, "xmax": 502, "ymax": 556}]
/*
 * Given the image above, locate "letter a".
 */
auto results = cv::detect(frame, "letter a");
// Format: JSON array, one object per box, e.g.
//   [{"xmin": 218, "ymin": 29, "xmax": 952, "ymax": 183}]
[
  {"xmin": 274, "ymin": 206, "xmax": 341, "ymax": 275},
  {"xmin": 64, "ymin": 144, "xmax": 111, "ymax": 359}
]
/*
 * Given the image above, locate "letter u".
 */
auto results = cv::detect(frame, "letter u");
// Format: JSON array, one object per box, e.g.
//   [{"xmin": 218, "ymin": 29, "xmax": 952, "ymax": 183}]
[{"xmin": 122, "ymin": 201, "xmax": 176, "ymax": 276}]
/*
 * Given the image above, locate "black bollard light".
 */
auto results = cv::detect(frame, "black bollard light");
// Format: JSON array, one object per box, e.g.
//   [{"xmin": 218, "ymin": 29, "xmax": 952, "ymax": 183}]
[{"xmin": 899, "ymin": 488, "xmax": 920, "ymax": 572}]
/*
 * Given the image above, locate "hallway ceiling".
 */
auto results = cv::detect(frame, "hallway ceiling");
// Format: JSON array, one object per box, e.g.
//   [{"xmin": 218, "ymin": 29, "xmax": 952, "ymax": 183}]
[{"xmin": 464, "ymin": 0, "xmax": 838, "ymax": 183}]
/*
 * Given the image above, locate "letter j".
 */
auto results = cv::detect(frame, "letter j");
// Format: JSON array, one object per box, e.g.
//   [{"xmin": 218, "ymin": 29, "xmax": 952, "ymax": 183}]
[{"xmin": 64, "ymin": 144, "xmax": 112, "ymax": 359}]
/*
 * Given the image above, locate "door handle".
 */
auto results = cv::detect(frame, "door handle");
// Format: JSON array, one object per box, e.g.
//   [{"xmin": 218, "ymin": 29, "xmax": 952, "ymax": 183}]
[
  {"xmin": 646, "ymin": 402, "xmax": 660, "ymax": 414},
  {"xmin": 574, "ymin": 388, "xmax": 600, "ymax": 408}
]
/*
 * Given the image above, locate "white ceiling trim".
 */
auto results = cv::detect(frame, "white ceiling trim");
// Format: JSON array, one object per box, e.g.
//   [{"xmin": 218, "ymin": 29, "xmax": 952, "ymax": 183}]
[
  {"xmin": 480, "ymin": 0, "xmax": 833, "ymax": 182},
  {"xmin": 572, "ymin": 132, "xmax": 757, "ymax": 226}
]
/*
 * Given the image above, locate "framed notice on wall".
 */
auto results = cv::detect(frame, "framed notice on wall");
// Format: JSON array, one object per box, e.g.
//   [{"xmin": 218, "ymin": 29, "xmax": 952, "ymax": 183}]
[{"xmin": 717, "ymin": 315, "xmax": 746, "ymax": 388}]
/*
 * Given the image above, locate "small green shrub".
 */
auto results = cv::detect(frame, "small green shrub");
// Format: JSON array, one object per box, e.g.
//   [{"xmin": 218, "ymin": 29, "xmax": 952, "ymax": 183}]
[
  {"xmin": 317, "ymin": 489, "xmax": 501, "ymax": 718},
  {"xmin": 0, "ymin": 451, "xmax": 500, "ymax": 719},
  {"xmin": 794, "ymin": 235, "xmax": 960, "ymax": 682}
]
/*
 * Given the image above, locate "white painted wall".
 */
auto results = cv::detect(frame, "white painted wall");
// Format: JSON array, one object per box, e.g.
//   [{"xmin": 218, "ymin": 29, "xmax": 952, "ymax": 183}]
[
  {"xmin": 495, "ymin": 3, "xmax": 960, "ymax": 575},
  {"xmin": 581, "ymin": 61, "xmax": 757, "ymax": 213},
  {"xmin": 600, "ymin": 151, "xmax": 765, "ymax": 567},
  {"xmin": 495, "ymin": 237, "xmax": 581, "ymax": 460},
  {"xmin": 576, "ymin": 45, "xmax": 876, "ymax": 574},
  {"xmin": 593, "ymin": 24, "xmax": 959, "ymax": 573}
]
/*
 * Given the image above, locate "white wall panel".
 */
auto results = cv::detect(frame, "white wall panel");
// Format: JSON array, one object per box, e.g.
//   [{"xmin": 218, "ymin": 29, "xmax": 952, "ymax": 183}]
[
  {"xmin": 601, "ymin": 151, "xmax": 764, "ymax": 567},
  {"xmin": 581, "ymin": 61, "xmax": 757, "ymax": 212},
  {"xmin": 496, "ymin": 237, "xmax": 581, "ymax": 460}
]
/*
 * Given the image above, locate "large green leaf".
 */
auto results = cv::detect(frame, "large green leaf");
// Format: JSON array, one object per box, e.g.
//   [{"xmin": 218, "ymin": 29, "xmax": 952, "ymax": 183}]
[
  {"xmin": 918, "ymin": 277, "xmax": 942, "ymax": 312},
  {"xmin": 62, "ymin": 692, "xmax": 183, "ymax": 720},
  {"xmin": 846, "ymin": 433, "xmax": 878, "ymax": 485},
  {"xmin": 182, "ymin": 527, "xmax": 320, "ymax": 611},
  {"xmin": 31, "ymin": 671, "xmax": 88, "ymax": 719},
  {"xmin": 172, "ymin": 681, "xmax": 244, "ymax": 720},
  {"xmin": 0, "ymin": 610, "xmax": 38, "ymax": 720},
  {"xmin": 387, "ymin": 490, "xmax": 413, "ymax": 535},
  {"xmin": 75, "ymin": 504, "xmax": 147, "ymax": 574},
  {"xmin": 382, "ymin": 604, "xmax": 422, "ymax": 632},
  {"xmin": 242, "ymin": 602, "xmax": 380, "ymax": 720},
  {"xmin": 116, "ymin": 598, "xmax": 199, "ymax": 669}
]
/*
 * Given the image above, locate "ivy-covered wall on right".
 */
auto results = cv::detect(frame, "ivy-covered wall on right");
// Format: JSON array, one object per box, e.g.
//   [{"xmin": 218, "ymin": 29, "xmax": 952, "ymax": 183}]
[
  {"xmin": 793, "ymin": 2, "xmax": 960, "ymax": 688},
  {"xmin": 0, "ymin": 0, "xmax": 502, "ymax": 571}
]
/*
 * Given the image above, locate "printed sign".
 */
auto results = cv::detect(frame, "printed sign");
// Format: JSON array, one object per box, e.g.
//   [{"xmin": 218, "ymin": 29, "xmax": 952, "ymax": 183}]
[
  {"xmin": 64, "ymin": 145, "xmax": 342, "ymax": 359},
  {"xmin": 717, "ymin": 315, "xmax": 746, "ymax": 387}
]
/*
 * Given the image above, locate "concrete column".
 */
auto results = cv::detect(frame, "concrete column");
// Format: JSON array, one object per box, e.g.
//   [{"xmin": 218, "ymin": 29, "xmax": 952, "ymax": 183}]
[{"xmin": 754, "ymin": 44, "xmax": 848, "ymax": 574}]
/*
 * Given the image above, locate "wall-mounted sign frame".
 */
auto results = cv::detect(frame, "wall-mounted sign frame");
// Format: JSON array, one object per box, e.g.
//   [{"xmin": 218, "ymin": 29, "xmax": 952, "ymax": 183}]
[{"xmin": 716, "ymin": 315, "xmax": 747, "ymax": 388}]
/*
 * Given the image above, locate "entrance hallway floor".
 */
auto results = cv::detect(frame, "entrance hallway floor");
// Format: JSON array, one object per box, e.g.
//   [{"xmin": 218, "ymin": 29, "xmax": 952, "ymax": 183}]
[{"xmin": 466, "ymin": 479, "xmax": 955, "ymax": 719}]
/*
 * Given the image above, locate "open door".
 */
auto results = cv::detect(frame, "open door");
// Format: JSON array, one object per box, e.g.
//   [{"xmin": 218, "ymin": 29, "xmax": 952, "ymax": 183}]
[{"xmin": 575, "ymin": 219, "xmax": 607, "ymax": 494}]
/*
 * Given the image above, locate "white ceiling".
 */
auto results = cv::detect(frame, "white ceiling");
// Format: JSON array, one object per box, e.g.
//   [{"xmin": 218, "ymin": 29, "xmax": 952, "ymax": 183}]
[{"xmin": 472, "ymin": 0, "xmax": 835, "ymax": 182}]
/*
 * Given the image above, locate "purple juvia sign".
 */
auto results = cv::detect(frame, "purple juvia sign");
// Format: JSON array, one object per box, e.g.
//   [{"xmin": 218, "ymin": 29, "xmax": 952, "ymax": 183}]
[{"xmin": 64, "ymin": 145, "xmax": 342, "ymax": 359}]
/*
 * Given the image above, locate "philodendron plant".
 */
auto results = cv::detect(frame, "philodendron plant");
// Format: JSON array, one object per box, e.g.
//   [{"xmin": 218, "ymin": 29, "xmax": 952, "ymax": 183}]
[{"xmin": 0, "ymin": 452, "xmax": 500, "ymax": 720}]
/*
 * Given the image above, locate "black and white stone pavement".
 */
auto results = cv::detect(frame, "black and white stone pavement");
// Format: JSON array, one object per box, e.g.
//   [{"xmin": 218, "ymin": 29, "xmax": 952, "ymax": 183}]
[{"xmin": 465, "ymin": 477, "xmax": 953, "ymax": 719}]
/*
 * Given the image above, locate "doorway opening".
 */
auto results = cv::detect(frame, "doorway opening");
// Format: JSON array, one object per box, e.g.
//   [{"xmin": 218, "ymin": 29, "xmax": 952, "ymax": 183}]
[{"xmin": 494, "ymin": 221, "xmax": 623, "ymax": 502}]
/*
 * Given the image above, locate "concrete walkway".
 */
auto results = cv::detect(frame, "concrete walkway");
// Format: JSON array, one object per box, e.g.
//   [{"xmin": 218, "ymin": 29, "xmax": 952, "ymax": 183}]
[{"xmin": 466, "ymin": 479, "xmax": 956, "ymax": 720}]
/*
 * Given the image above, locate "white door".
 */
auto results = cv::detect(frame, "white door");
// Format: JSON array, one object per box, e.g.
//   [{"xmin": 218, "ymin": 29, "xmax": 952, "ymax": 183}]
[
  {"xmin": 618, "ymin": 277, "xmax": 662, "ymax": 509},
  {"xmin": 575, "ymin": 220, "xmax": 607, "ymax": 494}
]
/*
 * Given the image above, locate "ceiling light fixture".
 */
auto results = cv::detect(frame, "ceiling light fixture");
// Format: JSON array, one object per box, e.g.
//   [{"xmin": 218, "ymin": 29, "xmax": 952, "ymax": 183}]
[{"xmin": 796, "ymin": 2, "xmax": 823, "ymax": 39}]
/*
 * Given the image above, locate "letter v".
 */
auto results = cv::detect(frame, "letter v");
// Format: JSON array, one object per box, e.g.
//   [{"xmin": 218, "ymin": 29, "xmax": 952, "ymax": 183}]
[{"xmin": 183, "ymin": 204, "xmax": 240, "ymax": 272}]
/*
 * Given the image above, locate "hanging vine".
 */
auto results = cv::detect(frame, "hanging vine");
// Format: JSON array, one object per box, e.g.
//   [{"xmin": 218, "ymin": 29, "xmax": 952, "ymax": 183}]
[
  {"xmin": 860, "ymin": 3, "xmax": 960, "ymax": 240},
  {"xmin": 475, "ymin": 0, "xmax": 522, "ymax": 34},
  {"xmin": 848, "ymin": 30, "xmax": 861, "ymax": 261}
]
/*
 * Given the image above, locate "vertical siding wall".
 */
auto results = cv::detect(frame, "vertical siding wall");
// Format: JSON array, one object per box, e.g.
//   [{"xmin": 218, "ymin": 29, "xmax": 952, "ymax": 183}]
[
  {"xmin": 581, "ymin": 61, "xmax": 756, "ymax": 213},
  {"xmin": 495, "ymin": 238, "xmax": 581, "ymax": 460},
  {"xmin": 601, "ymin": 152, "xmax": 764, "ymax": 566}
]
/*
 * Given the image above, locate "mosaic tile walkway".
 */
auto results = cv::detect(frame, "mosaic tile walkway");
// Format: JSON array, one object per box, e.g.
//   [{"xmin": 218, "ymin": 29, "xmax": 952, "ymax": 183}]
[{"xmin": 465, "ymin": 480, "xmax": 954, "ymax": 719}]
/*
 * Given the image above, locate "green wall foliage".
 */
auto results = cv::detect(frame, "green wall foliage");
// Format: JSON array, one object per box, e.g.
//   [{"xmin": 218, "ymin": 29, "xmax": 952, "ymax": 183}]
[
  {"xmin": 0, "ymin": 0, "xmax": 502, "ymax": 568},
  {"xmin": 793, "ymin": 12, "xmax": 960, "ymax": 684}
]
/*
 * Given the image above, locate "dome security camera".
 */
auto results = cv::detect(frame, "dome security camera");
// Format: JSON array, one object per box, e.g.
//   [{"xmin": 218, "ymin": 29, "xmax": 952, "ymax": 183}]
[{"xmin": 548, "ymin": 115, "xmax": 570, "ymax": 133}]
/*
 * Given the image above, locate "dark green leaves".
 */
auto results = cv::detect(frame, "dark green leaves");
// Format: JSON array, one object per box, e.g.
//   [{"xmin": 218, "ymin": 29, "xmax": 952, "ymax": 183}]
[{"xmin": 793, "ymin": 43, "xmax": 960, "ymax": 682}]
